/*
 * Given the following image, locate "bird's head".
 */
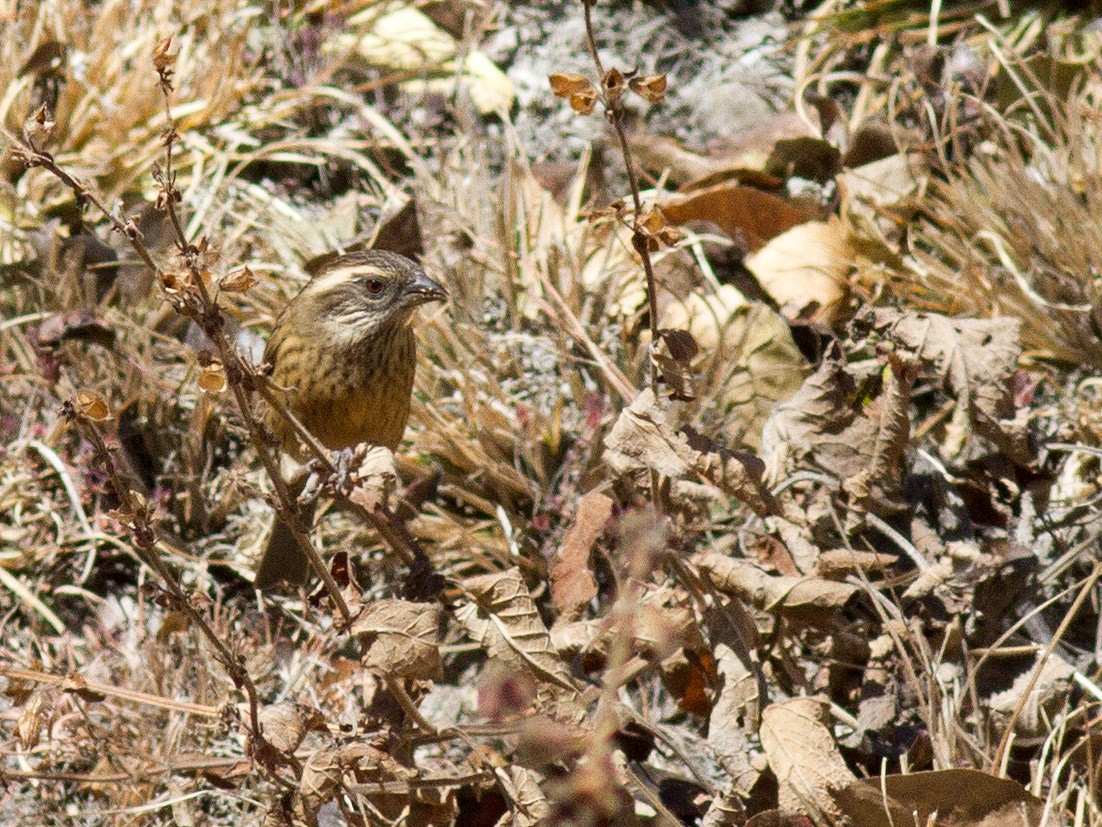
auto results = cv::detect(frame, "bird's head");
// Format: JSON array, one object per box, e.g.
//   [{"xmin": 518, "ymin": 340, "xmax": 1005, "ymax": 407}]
[{"xmin": 301, "ymin": 250, "xmax": 448, "ymax": 341}]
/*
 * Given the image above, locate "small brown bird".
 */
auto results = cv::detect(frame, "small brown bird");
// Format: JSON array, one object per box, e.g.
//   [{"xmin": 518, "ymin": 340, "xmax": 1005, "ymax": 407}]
[{"xmin": 253, "ymin": 250, "xmax": 447, "ymax": 590}]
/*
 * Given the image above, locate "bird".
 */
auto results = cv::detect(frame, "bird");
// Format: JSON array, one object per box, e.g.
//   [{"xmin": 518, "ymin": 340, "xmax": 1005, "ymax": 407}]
[{"xmin": 253, "ymin": 249, "xmax": 447, "ymax": 590}]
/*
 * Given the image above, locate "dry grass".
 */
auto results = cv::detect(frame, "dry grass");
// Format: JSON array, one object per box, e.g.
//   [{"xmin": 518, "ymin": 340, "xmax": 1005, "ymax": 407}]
[{"xmin": 3, "ymin": 1, "xmax": 1102, "ymax": 825}]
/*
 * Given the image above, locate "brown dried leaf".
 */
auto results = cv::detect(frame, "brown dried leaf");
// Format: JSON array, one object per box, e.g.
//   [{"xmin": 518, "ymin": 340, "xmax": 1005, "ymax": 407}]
[
  {"xmin": 604, "ymin": 388, "xmax": 696, "ymax": 479},
  {"xmin": 815, "ymin": 549, "xmax": 897, "ymax": 579},
  {"xmin": 988, "ymin": 652, "xmax": 1074, "ymax": 738},
  {"xmin": 838, "ymin": 152, "xmax": 927, "ymax": 251},
  {"xmin": 653, "ymin": 328, "xmax": 700, "ymax": 401},
  {"xmin": 707, "ymin": 643, "xmax": 761, "ymax": 794},
  {"xmin": 744, "ymin": 218, "xmax": 853, "ymax": 323},
  {"xmin": 347, "ymin": 445, "xmax": 397, "ymax": 513},
  {"xmin": 830, "ymin": 769, "xmax": 1043, "ymax": 827},
  {"xmin": 76, "ymin": 390, "xmax": 110, "ymax": 421},
  {"xmin": 494, "ymin": 765, "xmax": 551, "ymax": 827},
  {"xmin": 550, "ymin": 491, "xmax": 610, "ymax": 620},
  {"xmin": 219, "ymin": 266, "xmax": 257, "ymax": 293},
  {"xmin": 852, "ymin": 307, "xmax": 1032, "ymax": 465},
  {"xmin": 661, "ymin": 182, "xmax": 812, "ymax": 252},
  {"xmin": 458, "ymin": 569, "xmax": 579, "ymax": 696},
  {"xmin": 760, "ymin": 352, "xmax": 911, "ymax": 518},
  {"xmin": 602, "ymin": 67, "xmax": 625, "ymax": 102},
  {"xmin": 841, "ymin": 353, "xmax": 916, "ymax": 512},
  {"xmin": 629, "ymin": 73, "xmax": 667, "ymax": 104},
  {"xmin": 197, "ymin": 360, "xmax": 227, "ymax": 394},
  {"xmin": 569, "ymin": 88, "xmax": 597, "ymax": 115},
  {"xmin": 548, "ymin": 72, "xmax": 593, "ymax": 98},
  {"xmin": 685, "ymin": 429, "xmax": 782, "ymax": 519},
  {"xmin": 352, "ymin": 599, "xmax": 442, "ymax": 680},
  {"xmin": 15, "ymin": 691, "xmax": 46, "ymax": 750},
  {"xmin": 256, "ymin": 702, "xmax": 319, "ymax": 753},
  {"xmin": 698, "ymin": 554, "xmax": 857, "ymax": 626},
  {"xmin": 661, "ymin": 288, "xmax": 809, "ymax": 450},
  {"xmin": 151, "ymin": 36, "xmax": 175, "ymax": 72},
  {"xmin": 760, "ymin": 697, "xmax": 855, "ymax": 821}
]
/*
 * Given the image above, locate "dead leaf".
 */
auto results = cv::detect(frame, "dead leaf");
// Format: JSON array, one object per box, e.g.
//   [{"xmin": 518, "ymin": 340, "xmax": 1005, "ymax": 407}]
[
  {"xmin": 255, "ymin": 702, "xmax": 319, "ymax": 753},
  {"xmin": 549, "ymin": 73, "xmax": 593, "ymax": 98},
  {"xmin": 760, "ymin": 697, "xmax": 855, "ymax": 821},
  {"xmin": 830, "ymin": 769, "xmax": 1043, "ymax": 827},
  {"xmin": 457, "ymin": 569, "xmax": 582, "ymax": 719},
  {"xmin": 352, "ymin": 599, "xmax": 442, "ymax": 680},
  {"xmin": 988, "ymin": 652, "xmax": 1074, "ymax": 738},
  {"xmin": 654, "ymin": 328, "xmax": 700, "ymax": 401},
  {"xmin": 841, "ymin": 352, "xmax": 917, "ymax": 512},
  {"xmin": 75, "ymin": 390, "xmax": 110, "ymax": 421},
  {"xmin": 604, "ymin": 388, "xmax": 697, "ymax": 479},
  {"xmin": 219, "ymin": 266, "xmax": 257, "ymax": 293},
  {"xmin": 197, "ymin": 360, "xmax": 227, "ymax": 394},
  {"xmin": 815, "ymin": 549, "xmax": 897, "ymax": 579},
  {"xmin": 852, "ymin": 307, "xmax": 1032, "ymax": 465},
  {"xmin": 838, "ymin": 152, "xmax": 927, "ymax": 251},
  {"xmin": 347, "ymin": 445, "xmax": 397, "ymax": 513},
  {"xmin": 495, "ymin": 765, "xmax": 551, "ymax": 827},
  {"xmin": 660, "ymin": 287, "xmax": 809, "ymax": 449},
  {"xmin": 697, "ymin": 554, "xmax": 857, "ymax": 626},
  {"xmin": 629, "ymin": 73, "xmax": 667, "ymax": 104},
  {"xmin": 335, "ymin": 6, "xmax": 514, "ymax": 114},
  {"xmin": 661, "ymin": 183, "xmax": 813, "ymax": 252},
  {"xmin": 744, "ymin": 218, "xmax": 853, "ymax": 323},
  {"xmin": 550, "ymin": 491, "xmax": 610, "ymax": 620},
  {"xmin": 707, "ymin": 643, "xmax": 760, "ymax": 794}
]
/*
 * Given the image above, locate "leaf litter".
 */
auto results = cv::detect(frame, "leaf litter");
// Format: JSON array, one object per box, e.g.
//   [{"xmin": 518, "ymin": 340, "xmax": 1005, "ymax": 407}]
[{"xmin": 2, "ymin": 1, "xmax": 1102, "ymax": 826}]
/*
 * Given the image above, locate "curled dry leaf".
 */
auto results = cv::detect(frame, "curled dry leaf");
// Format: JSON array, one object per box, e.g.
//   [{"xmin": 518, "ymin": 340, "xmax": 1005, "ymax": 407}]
[
  {"xmin": 707, "ymin": 643, "xmax": 761, "ymax": 795},
  {"xmin": 254, "ymin": 701, "xmax": 320, "ymax": 753},
  {"xmin": 457, "ymin": 568, "xmax": 581, "ymax": 718},
  {"xmin": 841, "ymin": 352, "xmax": 917, "ymax": 514},
  {"xmin": 197, "ymin": 360, "xmax": 227, "ymax": 394},
  {"xmin": 661, "ymin": 286, "xmax": 809, "ymax": 449},
  {"xmin": 697, "ymin": 553, "xmax": 857, "ymax": 626},
  {"xmin": 495, "ymin": 765, "xmax": 551, "ymax": 827},
  {"xmin": 151, "ymin": 35, "xmax": 175, "ymax": 73},
  {"xmin": 852, "ymin": 307, "xmax": 1032, "ymax": 466},
  {"xmin": 829, "ymin": 768, "xmax": 1043, "ymax": 827},
  {"xmin": 548, "ymin": 72, "xmax": 593, "ymax": 98},
  {"xmin": 628, "ymin": 73, "xmax": 667, "ymax": 104},
  {"xmin": 549, "ymin": 72, "xmax": 597, "ymax": 115},
  {"xmin": 815, "ymin": 549, "xmax": 897, "ymax": 579},
  {"xmin": 550, "ymin": 490, "xmax": 610, "ymax": 620},
  {"xmin": 352, "ymin": 599, "xmax": 442, "ymax": 681},
  {"xmin": 759, "ymin": 351, "xmax": 912, "ymax": 516},
  {"xmin": 759, "ymin": 697, "xmax": 855, "ymax": 821},
  {"xmin": 604, "ymin": 388, "xmax": 696, "ymax": 479},
  {"xmin": 219, "ymin": 266, "xmax": 257, "ymax": 293},
  {"xmin": 347, "ymin": 445, "xmax": 397, "ymax": 513},
  {"xmin": 988, "ymin": 652, "xmax": 1074, "ymax": 738},
  {"xmin": 838, "ymin": 152, "xmax": 927, "ymax": 252},
  {"xmin": 605, "ymin": 389, "xmax": 784, "ymax": 519},
  {"xmin": 743, "ymin": 217, "xmax": 853, "ymax": 324},
  {"xmin": 661, "ymin": 182, "xmax": 813, "ymax": 252},
  {"xmin": 654, "ymin": 328, "xmax": 699, "ymax": 401},
  {"xmin": 75, "ymin": 390, "xmax": 111, "ymax": 421},
  {"xmin": 602, "ymin": 67, "xmax": 626, "ymax": 103}
]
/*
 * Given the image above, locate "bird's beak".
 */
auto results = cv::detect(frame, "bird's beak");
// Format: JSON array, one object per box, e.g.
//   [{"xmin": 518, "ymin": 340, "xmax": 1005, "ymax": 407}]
[{"xmin": 405, "ymin": 271, "xmax": 448, "ymax": 305}]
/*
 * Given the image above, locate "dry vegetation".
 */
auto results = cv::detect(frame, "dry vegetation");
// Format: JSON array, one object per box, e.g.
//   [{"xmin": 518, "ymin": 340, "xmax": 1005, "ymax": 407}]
[{"xmin": 3, "ymin": 1, "xmax": 1102, "ymax": 825}]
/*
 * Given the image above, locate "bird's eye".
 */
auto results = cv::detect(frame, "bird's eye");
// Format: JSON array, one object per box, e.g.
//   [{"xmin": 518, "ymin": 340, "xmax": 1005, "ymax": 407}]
[{"xmin": 365, "ymin": 279, "xmax": 385, "ymax": 295}]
